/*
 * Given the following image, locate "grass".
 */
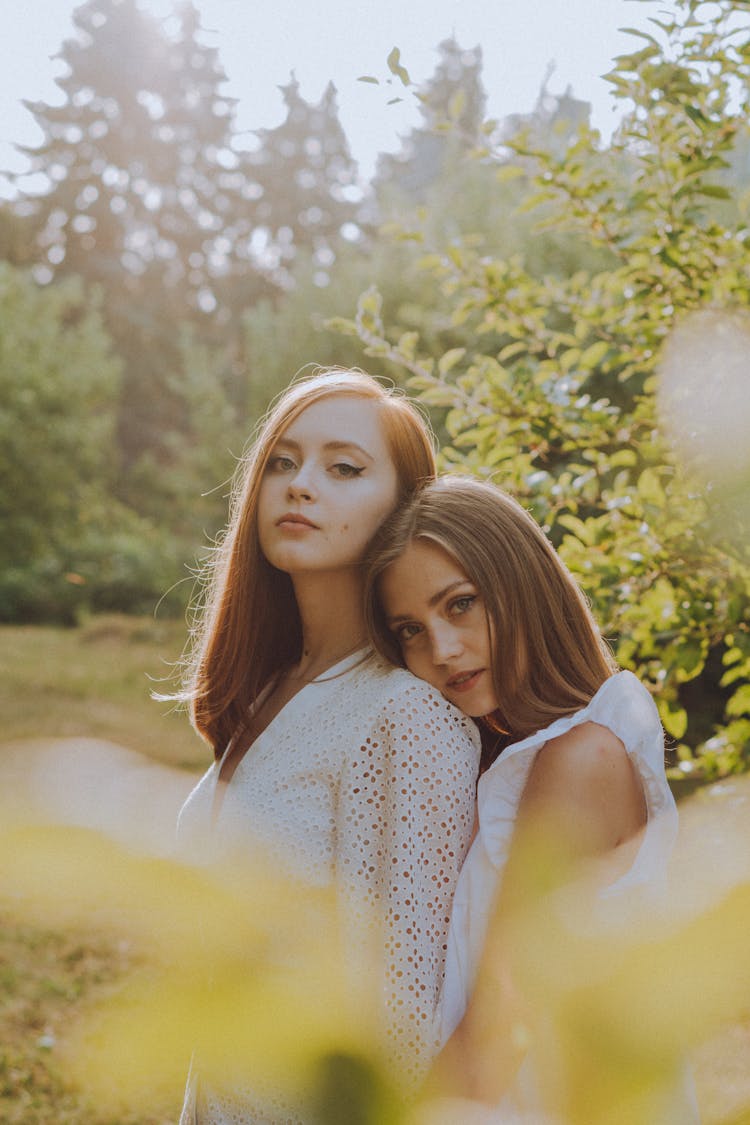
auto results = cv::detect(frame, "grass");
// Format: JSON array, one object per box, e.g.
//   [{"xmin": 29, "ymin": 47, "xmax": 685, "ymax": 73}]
[{"xmin": 0, "ymin": 615, "xmax": 206, "ymax": 771}]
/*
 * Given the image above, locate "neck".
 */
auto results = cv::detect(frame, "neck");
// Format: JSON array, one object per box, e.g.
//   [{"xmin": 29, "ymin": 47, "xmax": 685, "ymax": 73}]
[{"xmin": 290, "ymin": 568, "xmax": 368, "ymax": 679}]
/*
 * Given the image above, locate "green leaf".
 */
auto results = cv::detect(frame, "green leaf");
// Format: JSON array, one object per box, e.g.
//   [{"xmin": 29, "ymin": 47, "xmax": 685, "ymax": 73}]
[
  {"xmin": 386, "ymin": 47, "xmax": 411, "ymax": 87},
  {"xmin": 557, "ymin": 513, "xmax": 592, "ymax": 544},
  {"xmin": 357, "ymin": 76, "xmax": 379, "ymax": 85},
  {"xmin": 637, "ymin": 468, "xmax": 665, "ymax": 507},
  {"xmin": 495, "ymin": 164, "xmax": 525, "ymax": 183},
  {"xmin": 619, "ymin": 26, "xmax": 660, "ymax": 46},
  {"xmin": 357, "ymin": 286, "xmax": 382, "ymax": 318},
  {"xmin": 498, "ymin": 341, "xmax": 528, "ymax": 363},
  {"xmin": 517, "ymin": 190, "xmax": 558, "ymax": 213},
  {"xmin": 609, "ymin": 449, "xmax": 638, "ymax": 468},
  {"xmin": 418, "ymin": 386, "xmax": 459, "ymax": 408},
  {"xmin": 323, "ymin": 316, "xmax": 359, "ymax": 338},
  {"xmin": 695, "ymin": 184, "xmax": 731, "ymax": 200},
  {"xmin": 580, "ymin": 340, "xmax": 609, "ymax": 369},
  {"xmin": 659, "ymin": 700, "xmax": 688, "ymax": 740},
  {"xmin": 397, "ymin": 331, "xmax": 420, "ymax": 360},
  {"xmin": 438, "ymin": 348, "xmax": 466, "ymax": 376},
  {"xmin": 726, "ymin": 685, "xmax": 750, "ymax": 719},
  {"xmin": 560, "ymin": 348, "xmax": 581, "ymax": 373}
]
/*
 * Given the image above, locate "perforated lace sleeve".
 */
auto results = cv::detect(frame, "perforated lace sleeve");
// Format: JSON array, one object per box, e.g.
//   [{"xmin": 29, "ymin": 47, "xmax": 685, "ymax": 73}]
[{"xmin": 336, "ymin": 679, "xmax": 480, "ymax": 1089}]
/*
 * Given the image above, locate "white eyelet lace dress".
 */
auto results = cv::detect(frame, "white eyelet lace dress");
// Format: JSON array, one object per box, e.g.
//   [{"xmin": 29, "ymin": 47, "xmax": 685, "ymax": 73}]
[
  {"xmin": 176, "ymin": 649, "xmax": 481, "ymax": 1124},
  {"xmin": 429, "ymin": 670, "xmax": 700, "ymax": 1125}
]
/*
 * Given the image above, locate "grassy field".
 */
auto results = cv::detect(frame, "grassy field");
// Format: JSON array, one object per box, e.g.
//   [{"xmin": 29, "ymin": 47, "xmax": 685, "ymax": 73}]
[
  {"xmin": 0, "ymin": 615, "xmax": 206, "ymax": 771},
  {"xmin": 1, "ymin": 618, "xmax": 749, "ymax": 1124}
]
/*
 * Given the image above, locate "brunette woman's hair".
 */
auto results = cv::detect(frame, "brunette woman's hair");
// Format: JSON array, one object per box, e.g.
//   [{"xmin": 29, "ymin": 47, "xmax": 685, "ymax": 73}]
[
  {"xmin": 365, "ymin": 476, "xmax": 618, "ymax": 762},
  {"xmin": 184, "ymin": 369, "xmax": 436, "ymax": 756}
]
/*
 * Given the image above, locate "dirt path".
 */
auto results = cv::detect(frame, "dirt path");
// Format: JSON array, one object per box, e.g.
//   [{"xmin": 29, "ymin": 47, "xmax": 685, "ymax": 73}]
[
  {"xmin": 0, "ymin": 737, "xmax": 199, "ymax": 857},
  {"xmin": 3, "ymin": 733, "xmax": 750, "ymax": 868}
]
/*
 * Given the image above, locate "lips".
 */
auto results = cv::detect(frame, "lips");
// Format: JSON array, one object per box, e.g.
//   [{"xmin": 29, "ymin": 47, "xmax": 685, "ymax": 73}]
[
  {"xmin": 277, "ymin": 512, "xmax": 318, "ymax": 529},
  {"xmin": 445, "ymin": 669, "xmax": 485, "ymax": 693}
]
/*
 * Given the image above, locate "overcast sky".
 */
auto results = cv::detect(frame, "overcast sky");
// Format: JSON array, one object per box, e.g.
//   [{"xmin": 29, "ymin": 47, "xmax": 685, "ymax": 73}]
[{"xmin": 2, "ymin": 0, "xmax": 651, "ymax": 196}]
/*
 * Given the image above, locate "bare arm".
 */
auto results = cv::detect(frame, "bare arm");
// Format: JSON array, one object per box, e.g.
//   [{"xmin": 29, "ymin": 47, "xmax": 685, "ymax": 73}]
[{"xmin": 430, "ymin": 721, "xmax": 647, "ymax": 1104}]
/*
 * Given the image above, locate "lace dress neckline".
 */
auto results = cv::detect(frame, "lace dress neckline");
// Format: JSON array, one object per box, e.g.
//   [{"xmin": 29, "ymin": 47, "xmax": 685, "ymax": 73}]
[
  {"xmin": 211, "ymin": 647, "xmax": 376, "ymax": 825},
  {"xmin": 217, "ymin": 646, "xmax": 375, "ymax": 767}
]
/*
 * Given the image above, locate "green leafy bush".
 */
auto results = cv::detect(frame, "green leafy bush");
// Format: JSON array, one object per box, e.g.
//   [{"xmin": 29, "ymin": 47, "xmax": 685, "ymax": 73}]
[
  {"xmin": 0, "ymin": 265, "xmax": 177, "ymax": 623},
  {"xmin": 333, "ymin": 0, "xmax": 750, "ymax": 780}
]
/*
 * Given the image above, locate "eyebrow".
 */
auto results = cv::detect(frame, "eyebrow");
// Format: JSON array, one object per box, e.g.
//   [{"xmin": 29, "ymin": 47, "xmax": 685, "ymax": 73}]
[
  {"xmin": 275, "ymin": 437, "xmax": 375, "ymax": 462},
  {"xmin": 386, "ymin": 579, "xmax": 472, "ymax": 624}
]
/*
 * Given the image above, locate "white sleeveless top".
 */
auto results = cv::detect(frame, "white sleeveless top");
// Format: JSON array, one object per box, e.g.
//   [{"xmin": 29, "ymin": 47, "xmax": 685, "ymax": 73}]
[
  {"xmin": 177, "ymin": 650, "xmax": 481, "ymax": 1124},
  {"xmin": 435, "ymin": 671, "xmax": 698, "ymax": 1123}
]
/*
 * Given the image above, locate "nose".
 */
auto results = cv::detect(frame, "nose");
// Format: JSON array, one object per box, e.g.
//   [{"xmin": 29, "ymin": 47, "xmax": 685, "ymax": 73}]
[
  {"xmin": 286, "ymin": 466, "xmax": 316, "ymax": 501},
  {"xmin": 429, "ymin": 622, "xmax": 464, "ymax": 665}
]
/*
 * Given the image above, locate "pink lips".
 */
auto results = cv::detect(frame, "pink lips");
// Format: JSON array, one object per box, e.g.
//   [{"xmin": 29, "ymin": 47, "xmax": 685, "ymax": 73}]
[
  {"xmin": 277, "ymin": 512, "xmax": 317, "ymax": 530},
  {"xmin": 445, "ymin": 669, "xmax": 484, "ymax": 693}
]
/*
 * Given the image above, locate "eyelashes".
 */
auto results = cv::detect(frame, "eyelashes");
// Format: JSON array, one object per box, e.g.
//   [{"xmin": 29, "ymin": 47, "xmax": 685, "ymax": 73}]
[
  {"xmin": 333, "ymin": 463, "xmax": 364, "ymax": 478},
  {"xmin": 266, "ymin": 455, "xmax": 364, "ymax": 478},
  {"xmin": 389, "ymin": 593, "xmax": 480, "ymax": 647},
  {"xmin": 451, "ymin": 595, "xmax": 476, "ymax": 615}
]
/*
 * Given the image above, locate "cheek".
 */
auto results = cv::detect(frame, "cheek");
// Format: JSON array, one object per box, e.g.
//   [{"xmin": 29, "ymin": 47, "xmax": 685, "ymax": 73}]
[
  {"xmin": 337, "ymin": 495, "xmax": 390, "ymax": 542},
  {"xmin": 358, "ymin": 482, "xmax": 398, "ymax": 537},
  {"xmin": 402, "ymin": 643, "xmax": 437, "ymax": 685}
]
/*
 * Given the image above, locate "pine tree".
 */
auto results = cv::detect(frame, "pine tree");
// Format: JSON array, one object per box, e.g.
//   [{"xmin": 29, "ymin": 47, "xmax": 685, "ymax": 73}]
[
  {"xmin": 13, "ymin": 0, "xmax": 261, "ymax": 462},
  {"xmin": 375, "ymin": 38, "xmax": 487, "ymax": 200},
  {"xmin": 242, "ymin": 76, "xmax": 363, "ymax": 288},
  {"xmin": 18, "ymin": 0, "xmax": 163, "ymax": 291},
  {"xmin": 16, "ymin": 0, "xmax": 260, "ymax": 313}
]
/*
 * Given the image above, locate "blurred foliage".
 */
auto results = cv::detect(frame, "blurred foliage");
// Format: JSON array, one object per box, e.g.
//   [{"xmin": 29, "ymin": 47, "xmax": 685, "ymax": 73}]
[
  {"xmin": 331, "ymin": 0, "xmax": 750, "ymax": 781},
  {"xmin": 0, "ymin": 909, "xmax": 169, "ymax": 1124},
  {"xmin": 0, "ymin": 824, "xmax": 404, "ymax": 1123},
  {"xmin": 0, "ymin": 263, "xmax": 175, "ymax": 622},
  {"xmin": 0, "ymin": 810, "xmax": 749, "ymax": 1123},
  {"xmin": 374, "ymin": 39, "xmax": 487, "ymax": 202}
]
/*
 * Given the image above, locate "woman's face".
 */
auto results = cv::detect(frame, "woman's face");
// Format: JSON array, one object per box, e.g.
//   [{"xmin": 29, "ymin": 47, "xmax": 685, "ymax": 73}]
[
  {"xmin": 379, "ymin": 538, "xmax": 498, "ymax": 718},
  {"xmin": 258, "ymin": 395, "xmax": 399, "ymax": 577}
]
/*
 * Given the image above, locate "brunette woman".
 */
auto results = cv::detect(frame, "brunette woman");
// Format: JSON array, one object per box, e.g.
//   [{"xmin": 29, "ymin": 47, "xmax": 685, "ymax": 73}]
[
  {"xmin": 176, "ymin": 374, "xmax": 480, "ymax": 1123},
  {"xmin": 366, "ymin": 475, "xmax": 697, "ymax": 1122}
]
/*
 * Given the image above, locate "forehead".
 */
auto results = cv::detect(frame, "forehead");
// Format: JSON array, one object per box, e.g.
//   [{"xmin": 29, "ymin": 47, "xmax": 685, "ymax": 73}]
[
  {"xmin": 281, "ymin": 394, "xmax": 387, "ymax": 448},
  {"xmin": 380, "ymin": 538, "xmax": 470, "ymax": 608}
]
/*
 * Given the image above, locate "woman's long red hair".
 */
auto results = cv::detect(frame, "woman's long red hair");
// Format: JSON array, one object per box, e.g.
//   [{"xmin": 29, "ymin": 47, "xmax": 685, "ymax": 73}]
[{"xmin": 184, "ymin": 369, "xmax": 437, "ymax": 757}]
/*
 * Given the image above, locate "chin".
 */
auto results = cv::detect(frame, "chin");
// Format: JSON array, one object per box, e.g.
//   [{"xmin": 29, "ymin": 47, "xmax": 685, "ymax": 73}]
[{"xmin": 448, "ymin": 694, "xmax": 497, "ymax": 720}]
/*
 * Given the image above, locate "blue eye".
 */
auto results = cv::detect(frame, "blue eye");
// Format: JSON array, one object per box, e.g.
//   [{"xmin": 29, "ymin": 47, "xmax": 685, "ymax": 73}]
[{"xmin": 450, "ymin": 595, "xmax": 477, "ymax": 616}]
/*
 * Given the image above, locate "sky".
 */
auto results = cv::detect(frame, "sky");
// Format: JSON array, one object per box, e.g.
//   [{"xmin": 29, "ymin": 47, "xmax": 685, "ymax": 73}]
[{"xmin": 1, "ymin": 0, "xmax": 652, "ymax": 196}]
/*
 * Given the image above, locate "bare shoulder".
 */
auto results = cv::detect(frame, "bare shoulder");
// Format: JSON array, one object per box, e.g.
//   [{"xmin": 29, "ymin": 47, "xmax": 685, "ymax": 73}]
[
  {"xmin": 521, "ymin": 720, "xmax": 646, "ymax": 853},
  {"xmin": 532, "ymin": 721, "xmax": 631, "ymax": 785}
]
